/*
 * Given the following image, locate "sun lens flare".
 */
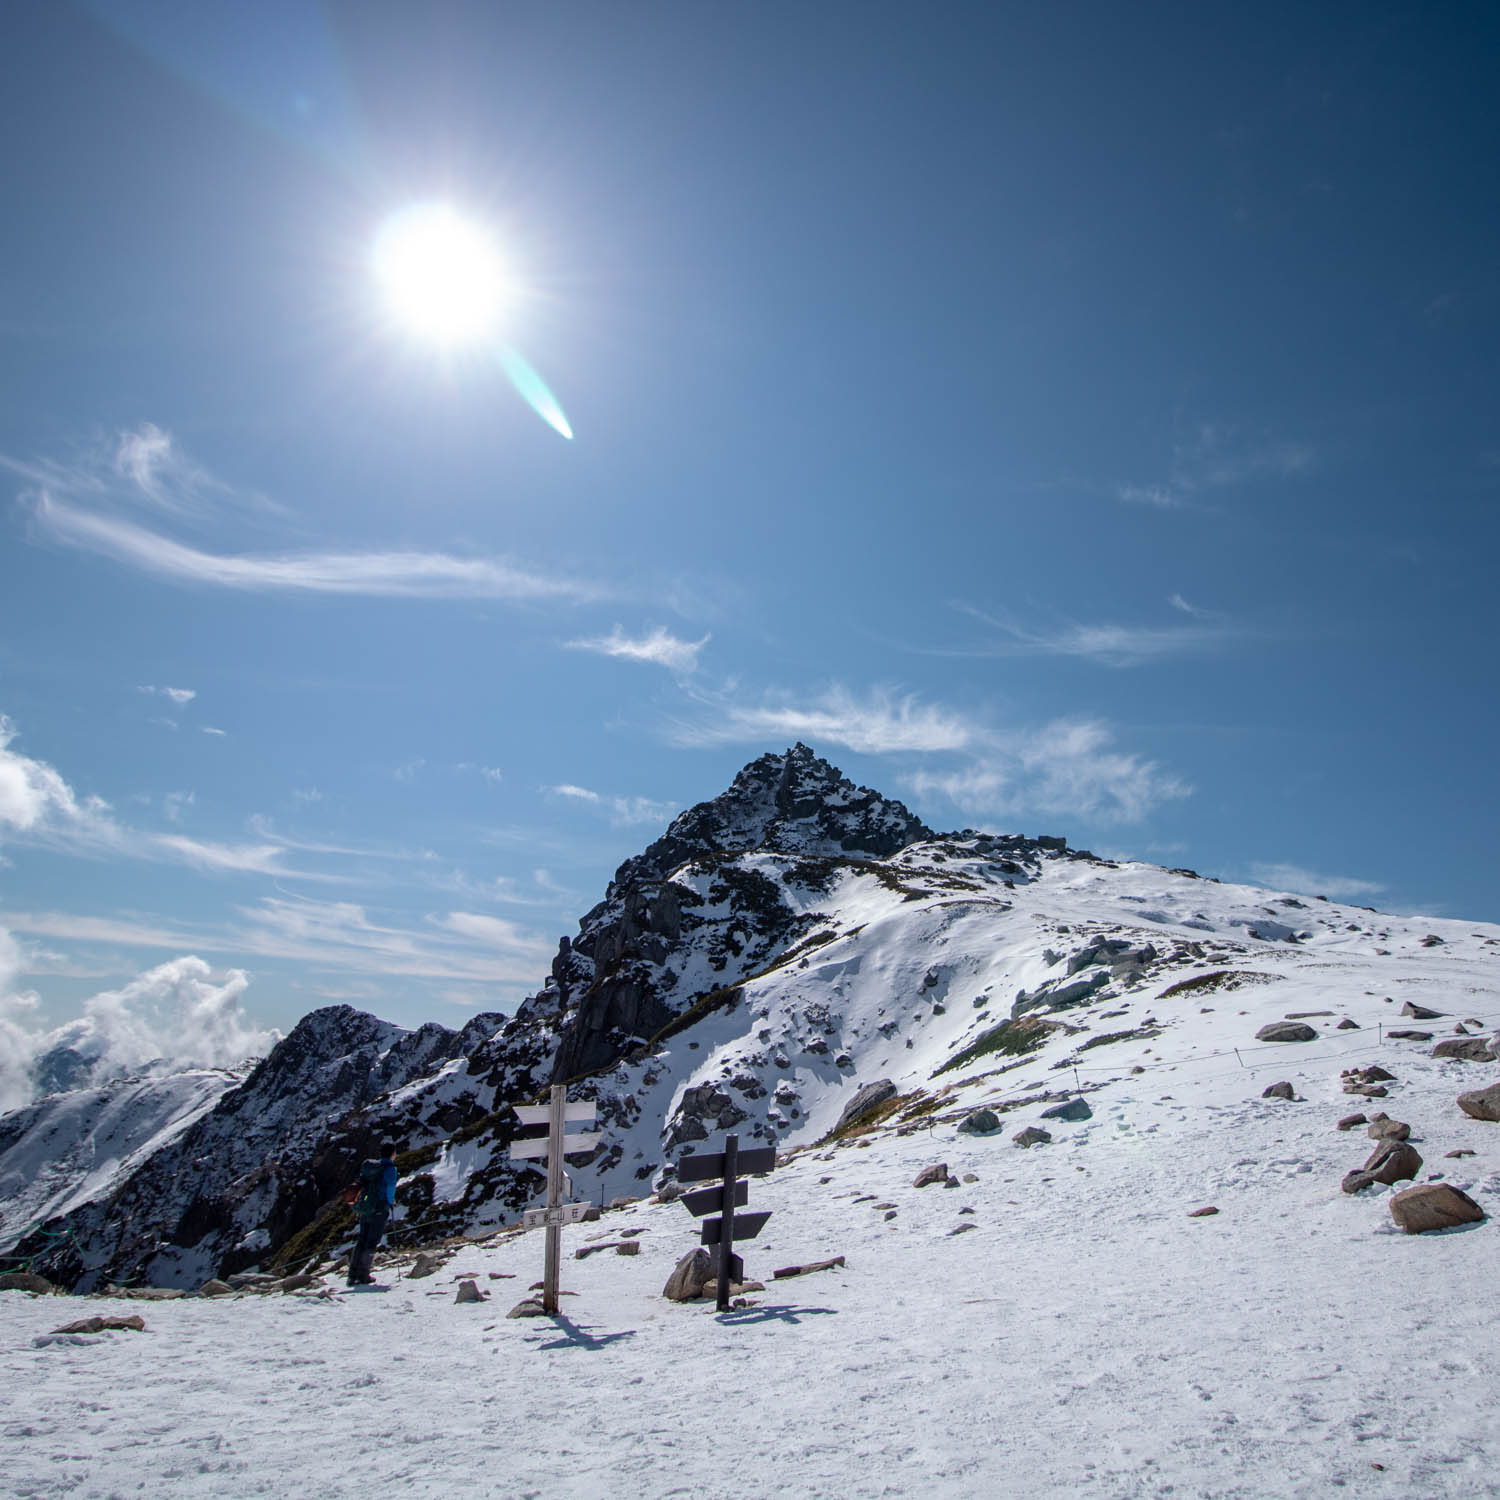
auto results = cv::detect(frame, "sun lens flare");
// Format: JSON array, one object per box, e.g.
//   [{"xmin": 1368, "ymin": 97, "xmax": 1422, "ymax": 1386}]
[{"xmin": 374, "ymin": 204, "xmax": 506, "ymax": 347}]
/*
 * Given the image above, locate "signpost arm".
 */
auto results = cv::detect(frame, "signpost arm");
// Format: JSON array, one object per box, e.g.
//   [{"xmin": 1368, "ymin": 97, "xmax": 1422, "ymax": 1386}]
[
  {"xmin": 543, "ymin": 1083, "xmax": 565, "ymax": 1315},
  {"xmin": 717, "ymin": 1133, "xmax": 738, "ymax": 1312}
]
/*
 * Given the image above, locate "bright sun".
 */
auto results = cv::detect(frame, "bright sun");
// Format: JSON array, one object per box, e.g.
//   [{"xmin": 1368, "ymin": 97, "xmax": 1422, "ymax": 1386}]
[{"xmin": 374, "ymin": 204, "xmax": 506, "ymax": 347}]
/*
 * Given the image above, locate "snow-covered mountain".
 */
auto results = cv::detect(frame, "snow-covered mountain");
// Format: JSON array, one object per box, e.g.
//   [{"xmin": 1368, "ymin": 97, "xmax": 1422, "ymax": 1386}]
[{"xmin": 8, "ymin": 743, "xmax": 1500, "ymax": 1293}]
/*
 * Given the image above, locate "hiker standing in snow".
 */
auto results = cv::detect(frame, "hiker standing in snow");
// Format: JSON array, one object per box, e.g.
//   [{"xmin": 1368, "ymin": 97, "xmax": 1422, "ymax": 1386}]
[{"xmin": 347, "ymin": 1143, "xmax": 399, "ymax": 1286}]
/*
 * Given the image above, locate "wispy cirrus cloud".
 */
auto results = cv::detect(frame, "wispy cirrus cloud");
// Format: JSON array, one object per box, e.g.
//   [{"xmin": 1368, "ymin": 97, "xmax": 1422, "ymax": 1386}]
[
  {"xmin": 0, "ymin": 713, "xmax": 338, "ymax": 880},
  {"xmin": 566, "ymin": 624, "xmax": 710, "ymax": 675},
  {"xmin": 546, "ymin": 783, "xmax": 677, "ymax": 828},
  {"xmin": 138, "ymin": 684, "xmax": 196, "ymax": 705},
  {"xmin": 3, "ymin": 894, "xmax": 553, "ymax": 988},
  {"xmin": 671, "ymin": 684, "xmax": 975, "ymax": 755},
  {"xmin": 943, "ymin": 602, "xmax": 1239, "ymax": 668},
  {"xmin": 1247, "ymin": 862, "xmax": 1384, "ymax": 901},
  {"xmin": 668, "ymin": 683, "xmax": 1188, "ymax": 825},
  {"xmin": 1117, "ymin": 422, "xmax": 1316, "ymax": 511},
  {"xmin": 10, "ymin": 424, "xmax": 599, "ymax": 604}
]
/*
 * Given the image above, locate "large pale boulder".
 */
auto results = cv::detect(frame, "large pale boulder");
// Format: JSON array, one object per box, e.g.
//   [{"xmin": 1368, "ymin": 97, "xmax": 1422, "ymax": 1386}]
[
  {"xmin": 1256, "ymin": 1022, "xmax": 1317, "ymax": 1042},
  {"xmin": 1389, "ymin": 1184, "xmax": 1486, "ymax": 1234},
  {"xmin": 1432, "ymin": 1038, "xmax": 1494, "ymax": 1063},
  {"xmin": 835, "ymin": 1079, "xmax": 897, "ymax": 1133},
  {"xmin": 1457, "ymin": 1083, "xmax": 1500, "ymax": 1122},
  {"xmin": 663, "ymin": 1249, "xmax": 714, "ymax": 1302}
]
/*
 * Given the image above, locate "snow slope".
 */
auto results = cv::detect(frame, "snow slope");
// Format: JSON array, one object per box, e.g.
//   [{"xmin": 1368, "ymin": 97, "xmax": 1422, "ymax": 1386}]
[
  {"xmin": 0, "ymin": 1068, "xmax": 242, "ymax": 1254},
  {"xmin": 3, "ymin": 998, "xmax": 1499, "ymax": 1498}
]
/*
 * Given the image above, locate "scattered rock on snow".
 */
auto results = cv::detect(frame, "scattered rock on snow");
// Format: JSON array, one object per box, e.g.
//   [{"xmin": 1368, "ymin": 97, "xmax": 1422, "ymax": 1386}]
[
  {"xmin": 1389, "ymin": 1183, "xmax": 1486, "ymax": 1234},
  {"xmin": 1337, "ymin": 1018, "xmax": 1359, "ymax": 1030},
  {"xmin": 1386, "ymin": 1030, "xmax": 1434, "ymax": 1042},
  {"xmin": 948, "ymin": 1223, "xmax": 978, "ymax": 1236},
  {"xmin": 1012, "ymin": 1127, "xmax": 1052, "ymax": 1148},
  {"xmin": 1262, "ymin": 1082, "xmax": 1295, "ymax": 1100},
  {"xmin": 1363, "ymin": 1140, "xmax": 1423, "ymax": 1185},
  {"xmin": 956, "ymin": 1109, "xmax": 1001, "ymax": 1135},
  {"xmin": 197, "ymin": 1279, "xmax": 234, "ymax": 1298},
  {"xmin": 1457, "ymin": 1084, "xmax": 1500, "ymax": 1122},
  {"xmin": 454, "ymin": 1279, "xmax": 484, "ymax": 1304},
  {"xmin": 772, "ymin": 1256, "xmax": 846, "ymax": 1280},
  {"xmin": 1446, "ymin": 1148, "xmax": 1476, "ymax": 1158},
  {"xmin": 51, "ymin": 1314, "xmax": 146, "ymax": 1334},
  {"xmin": 962, "ymin": 1172, "xmax": 979, "ymax": 1183},
  {"xmin": 663, "ymin": 1249, "xmax": 715, "ymax": 1302},
  {"xmin": 1040, "ymin": 1096, "xmax": 1092, "ymax": 1121},
  {"xmin": 1256, "ymin": 1022, "xmax": 1317, "ymax": 1042},
  {"xmin": 1401, "ymin": 1001, "xmax": 1444, "ymax": 1020},
  {"xmin": 913, "ymin": 1162, "xmax": 951, "ymax": 1188},
  {"xmin": 407, "ymin": 1251, "xmax": 445, "ymax": 1279},
  {"xmin": 506, "ymin": 1298, "xmax": 547, "ymax": 1318},
  {"xmin": 1187, "ymin": 1206, "xmax": 1219, "ymax": 1217},
  {"xmin": 0, "ymin": 1272, "xmax": 56, "ymax": 1294},
  {"xmin": 1366, "ymin": 1115, "xmax": 1411, "ymax": 1142},
  {"xmin": 1337, "ymin": 1113, "xmax": 1368, "ymax": 1130},
  {"xmin": 1342, "ymin": 1171, "xmax": 1379, "ymax": 1195},
  {"xmin": 1431, "ymin": 1038, "xmax": 1494, "ymax": 1062}
]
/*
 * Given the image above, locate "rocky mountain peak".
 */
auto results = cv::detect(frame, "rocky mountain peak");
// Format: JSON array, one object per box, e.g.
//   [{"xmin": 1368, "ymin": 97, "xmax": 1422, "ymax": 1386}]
[{"xmin": 608, "ymin": 744, "xmax": 933, "ymax": 895}]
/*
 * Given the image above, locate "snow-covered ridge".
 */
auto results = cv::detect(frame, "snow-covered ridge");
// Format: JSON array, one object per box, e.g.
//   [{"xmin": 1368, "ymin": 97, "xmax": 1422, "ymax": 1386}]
[{"xmin": 7, "ymin": 745, "xmax": 1499, "ymax": 1293}]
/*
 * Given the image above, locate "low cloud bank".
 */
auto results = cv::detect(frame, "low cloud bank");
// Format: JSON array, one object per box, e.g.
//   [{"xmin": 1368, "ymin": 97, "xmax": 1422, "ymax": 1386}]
[{"xmin": 0, "ymin": 936, "xmax": 278, "ymax": 1115}]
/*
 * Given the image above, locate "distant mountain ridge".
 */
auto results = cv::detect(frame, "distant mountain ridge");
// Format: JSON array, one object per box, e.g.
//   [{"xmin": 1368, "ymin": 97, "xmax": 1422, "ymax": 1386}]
[{"xmin": 8, "ymin": 743, "xmax": 1486, "ymax": 1292}]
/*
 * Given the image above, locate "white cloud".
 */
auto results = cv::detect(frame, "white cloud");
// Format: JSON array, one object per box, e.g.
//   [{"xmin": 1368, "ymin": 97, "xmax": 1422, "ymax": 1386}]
[
  {"xmin": 456, "ymin": 763, "xmax": 503, "ymax": 783},
  {"xmin": 201, "ymin": 727, "xmax": 227, "ymax": 737},
  {"xmin": 163, "ymin": 790, "xmax": 195, "ymax": 823},
  {"xmin": 30, "ymin": 491, "xmax": 596, "ymax": 603},
  {"xmin": 0, "ymin": 939, "xmax": 277, "ymax": 1113},
  {"xmin": 948, "ymin": 602, "xmax": 1236, "ymax": 668},
  {"xmin": 0, "ymin": 712, "xmax": 333, "ymax": 880},
  {"xmin": 673, "ymin": 685, "xmax": 975, "ymax": 755},
  {"xmin": 138, "ymin": 684, "xmax": 196, "ymax": 706},
  {"xmin": 546, "ymin": 784, "xmax": 676, "ymax": 827},
  {"xmin": 1247, "ymin": 862, "xmax": 1384, "ymax": 901},
  {"xmin": 566, "ymin": 624, "xmax": 709, "ymax": 674},
  {"xmin": 393, "ymin": 759, "xmax": 425, "ymax": 783},
  {"xmin": 291, "ymin": 787, "xmax": 323, "ymax": 804},
  {"xmin": 906, "ymin": 719, "xmax": 1190, "ymax": 826},
  {"xmin": 1117, "ymin": 483, "xmax": 1184, "ymax": 509}
]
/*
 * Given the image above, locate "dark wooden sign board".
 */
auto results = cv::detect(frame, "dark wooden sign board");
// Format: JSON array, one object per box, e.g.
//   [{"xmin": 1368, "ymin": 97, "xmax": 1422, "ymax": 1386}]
[{"xmin": 675, "ymin": 1134, "xmax": 776, "ymax": 1311}]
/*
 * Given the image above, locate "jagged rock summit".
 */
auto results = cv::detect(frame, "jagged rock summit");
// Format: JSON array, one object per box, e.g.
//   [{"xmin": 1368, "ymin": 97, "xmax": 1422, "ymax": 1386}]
[
  {"xmin": 610, "ymin": 743, "xmax": 933, "ymax": 889},
  {"xmin": 10, "ymin": 741, "xmax": 1496, "ymax": 1299}
]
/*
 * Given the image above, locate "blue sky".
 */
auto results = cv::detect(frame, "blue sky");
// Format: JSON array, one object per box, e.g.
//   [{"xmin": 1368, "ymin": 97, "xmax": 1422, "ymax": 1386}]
[{"xmin": 2, "ymin": 1, "xmax": 1498, "ymax": 1052}]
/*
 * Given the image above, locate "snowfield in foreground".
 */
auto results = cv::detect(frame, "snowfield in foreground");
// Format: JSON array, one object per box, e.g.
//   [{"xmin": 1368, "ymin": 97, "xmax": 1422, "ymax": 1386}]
[{"xmin": 5, "ymin": 1013, "xmax": 1500, "ymax": 1499}]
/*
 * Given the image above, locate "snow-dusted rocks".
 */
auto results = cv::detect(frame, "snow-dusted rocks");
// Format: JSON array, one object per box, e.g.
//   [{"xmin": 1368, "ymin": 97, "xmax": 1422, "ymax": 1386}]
[
  {"xmin": 1432, "ymin": 1038, "xmax": 1494, "ymax": 1062},
  {"xmin": 1040, "ymin": 1096, "xmax": 1092, "ymax": 1121},
  {"xmin": 912, "ymin": 1163, "xmax": 950, "ymax": 1188},
  {"xmin": 1389, "ymin": 1184, "xmax": 1486, "ymax": 1234},
  {"xmin": 1256, "ymin": 1021, "xmax": 1317, "ymax": 1042},
  {"xmin": 957, "ymin": 1108, "xmax": 1001, "ymax": 1135},
  {"xmin": 1262, "ymin": 1081, "xmax": 1295, "ymax": 1100},
  {"xmin": 1366, "ymin": 1115, "xmax": 1411, "ymax": 1141},
  {"xmin": 1013, "ymin": 1126, "xmax": 1052, "ymax": 1147},
  {"xmin": 1457, "ymin": 1083, "xmax": 1500, "ymax": 1122}
]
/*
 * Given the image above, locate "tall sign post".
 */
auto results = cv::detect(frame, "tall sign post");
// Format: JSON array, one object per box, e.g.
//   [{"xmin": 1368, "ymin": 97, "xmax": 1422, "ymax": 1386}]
[
  {"xmin": 508, "ymin": 1085, "xmax": 598, "ymax": 1314},
  {"xmin": 677, "ymin": 1132, "xmax": 776, "ymax": 1311}
]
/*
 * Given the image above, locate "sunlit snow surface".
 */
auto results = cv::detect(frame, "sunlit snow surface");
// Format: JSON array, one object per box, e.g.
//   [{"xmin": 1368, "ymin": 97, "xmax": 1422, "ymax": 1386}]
[{"xmin": 5, "ymin": 851, "xmax": 1500, "ymax": 1495}]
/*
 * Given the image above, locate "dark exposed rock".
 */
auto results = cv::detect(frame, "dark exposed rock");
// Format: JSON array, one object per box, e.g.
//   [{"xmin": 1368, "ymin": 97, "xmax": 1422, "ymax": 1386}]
[
  {"xmin": 1342, "ymin": 1171, "xmax": 1378, "ymax": 1194},
  {"xmin": 0, "ymin": 1271, "xmax": 56, "ymax": 1294},
  {"xmin": 835, "ymin": 1080, "xmax": 898, "ymax": 1133},
  {"xmin": 1363, "ymin": 1140, "xmax": 1422, "ymax": 1185},
  {"xmin": 1255, "ymin": 1022, "xmax": 1317, "ymax": 1042},
  {"xmin": 957, "ymin": 1108, "xmax": 1002, "ymax": 1135},
  {"xmin": 1401, "ymin": 1001, "xmax": 1445, "ymax": 1020},
  {"xmin": 1386, "ymin": 1030, "xmax": 1434, "ymax": 1042},
  {"xmin": 1337, "ymin": 1018, "xmax": 1359, "ymax": 1030},
  {"xmin": 663, "ymin": 1249, "xmax": 715, "ymax": 1302},
  {"xmin": 1337, "ymin": 1113, "xmax": 1368, "ymax": 1130},
  {"xmin": 913, "ymin": 1163, "xmax": 950, "ymax": 1188},
  {"xmin": 1432, "ymin": 1038, "xmax": 1494, "ymax": 1063},
  {"xmin": 1012, "ymin": 1126, "xmax": 1052, "ymax": 1148},
  {"xmin": 1262, "ymin": 1082, "xmax": 1295, "ymax": 1100},
  {"xmin": 1366, "ymin": 1115, "xmax": 1411, "ymax": 1142},
  {"xmin": 1040, "ymin": 1096, "xmax": 1093, "ymax": 1121}
]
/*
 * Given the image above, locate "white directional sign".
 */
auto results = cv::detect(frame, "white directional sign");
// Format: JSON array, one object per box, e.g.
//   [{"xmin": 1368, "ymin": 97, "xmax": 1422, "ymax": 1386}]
[
  {"xmin": 512, "ymin": 1101, "xmax": 596, "ymax": 1127},
  {"xmin": 522, "ymin": 1202, "xmax": 591, "ymax": 1230},
  {"xmin": 509, "ymin": 1131, "xmax": 602, "ymax": 1160}
]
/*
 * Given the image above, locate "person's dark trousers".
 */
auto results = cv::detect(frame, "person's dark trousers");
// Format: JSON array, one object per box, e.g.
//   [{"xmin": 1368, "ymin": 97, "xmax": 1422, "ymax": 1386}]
[{"xmin": 349, "ymin": 1210, "xmax": 390, "ymax": 1284}]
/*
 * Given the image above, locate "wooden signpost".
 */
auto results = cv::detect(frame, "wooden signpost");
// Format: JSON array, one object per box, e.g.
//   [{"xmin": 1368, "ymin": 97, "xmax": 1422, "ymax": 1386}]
[
  {"xmin": 677, "ymin": 1133, "xmax": 776, "ymax": 1311},
  {"xmin": 508, "ymin": 1085, "xmax": 598, "ymax": 1313}
]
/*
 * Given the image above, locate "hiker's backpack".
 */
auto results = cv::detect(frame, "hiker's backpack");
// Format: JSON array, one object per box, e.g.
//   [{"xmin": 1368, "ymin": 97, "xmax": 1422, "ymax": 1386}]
[{"xmin": 353, "ymin": 1158, "xmax": 385, "ymax": 1217}]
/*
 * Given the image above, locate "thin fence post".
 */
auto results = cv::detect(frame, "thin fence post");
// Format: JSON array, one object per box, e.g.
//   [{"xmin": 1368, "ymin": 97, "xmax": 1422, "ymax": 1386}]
[{"xmin": 1234, "ymin": 1048, "xmax": 1244, "ymax": 1067}]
